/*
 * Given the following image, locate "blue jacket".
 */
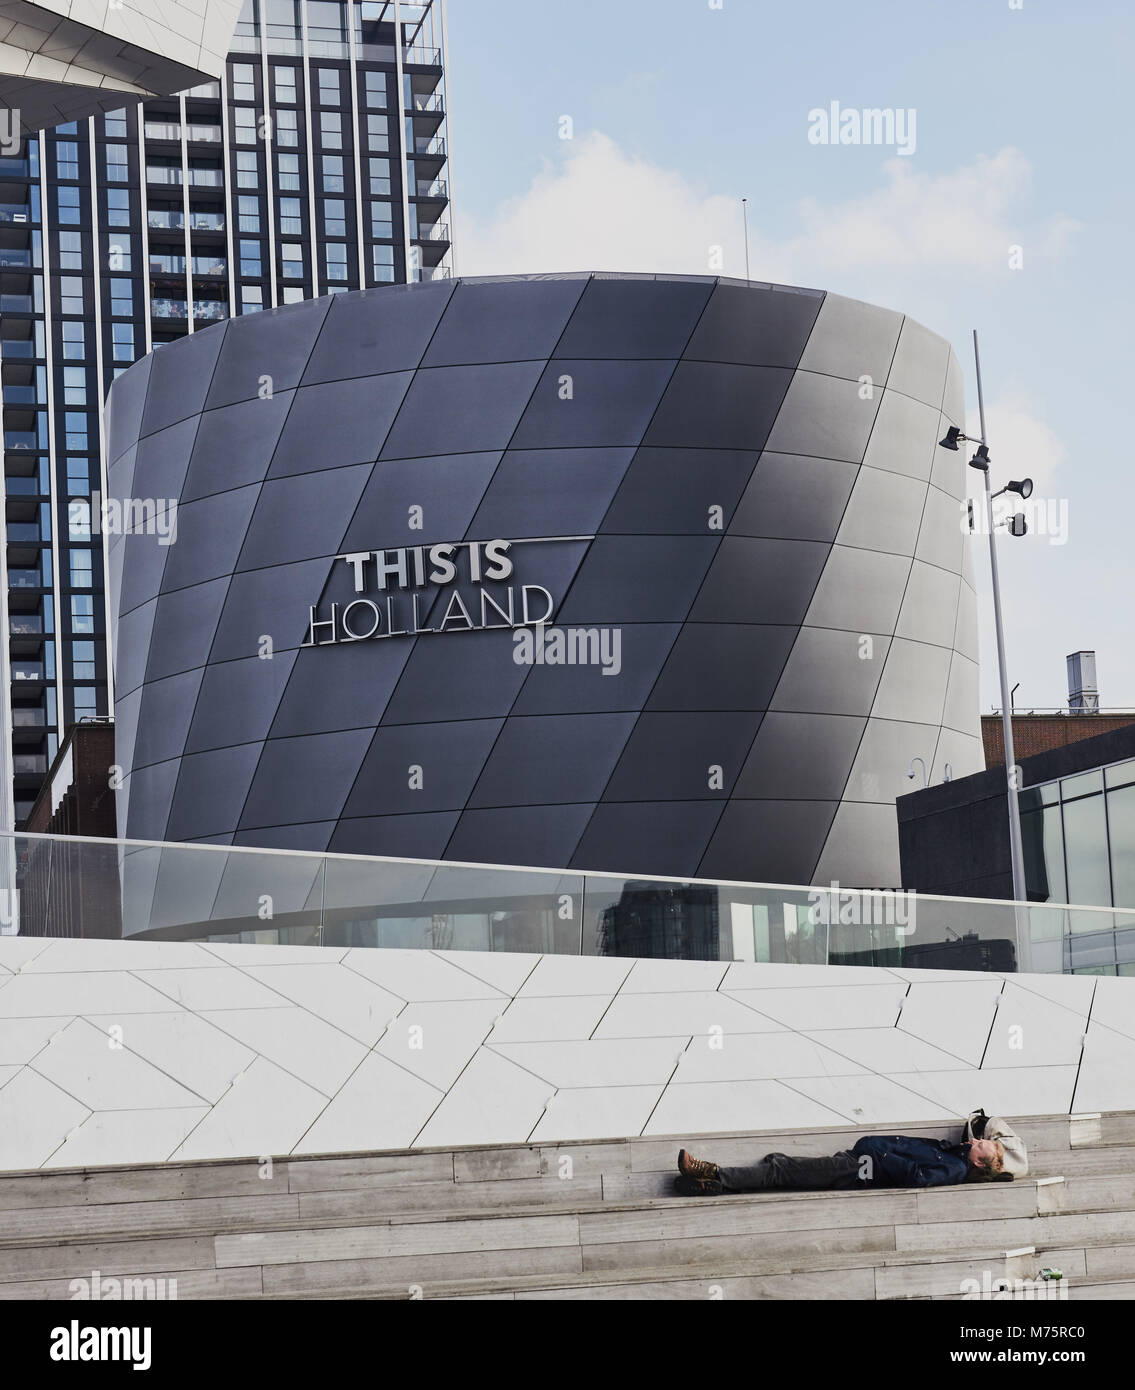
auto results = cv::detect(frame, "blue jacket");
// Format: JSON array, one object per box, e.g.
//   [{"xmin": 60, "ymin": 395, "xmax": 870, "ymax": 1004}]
[{"xmin": 851, "ymin": 1135, "xmax": 971, "ymax": 1188}]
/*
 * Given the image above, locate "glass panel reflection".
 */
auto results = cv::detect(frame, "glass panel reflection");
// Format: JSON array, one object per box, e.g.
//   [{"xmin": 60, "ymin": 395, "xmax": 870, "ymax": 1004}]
[{"xmin": 2, "ymin": 829, "xmax": 1134, "ymax": 979}]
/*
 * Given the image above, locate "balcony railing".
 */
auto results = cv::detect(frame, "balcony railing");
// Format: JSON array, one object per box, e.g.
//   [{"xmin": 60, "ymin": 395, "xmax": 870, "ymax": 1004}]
[
  {"xmin": 189, "ymin": 169, "xmax": 224, "ymax": 187},
  {"xmin": 151, "ymin": 299, "xmax": 228, "ymax": 321},
  {"xmin": 8, "ymin": 570, "xmax": 42, "ymax": 588},
  {"xmin": 145, "ymin": 122, "xmax": 222, "ymax": 143},
  {"xmin": 414, "ymin": 179, "xmax": 448, "ymax": 199},
  {"xmin": 148, "ymin": 210, "xmax": 225, "ymax": 232},
  {"xmin": 11, "ymin": 665, "xmax": 44, "ymax": 682},
  {"xmin": 9, "ymin": 616, "xmax": 42, "ymax": 635},
  {"xmin": 6, "ymin": 522, "xmax": 41, "ymax": 542},
  {"xmin": 0, "ymin": 206, "xmax": 30, "ymax": 224},
  {"xmin": 404, "ymin": 45, "xmax": 442, "ymax": 65},
  {"xmin": 412, "ymin": 136, "xmax": 446, "ymax": 157},
  {"xmin": 192, "ymin": 257, "xmax": 226, "ymax": 276},
  {"xmin": 146, "ymin": 167, "xmax": 182, "ymax": 185},
  {"xmin": 11, "ymin": 707, "xmax": 44, "ymax": 726},
  {"xmin": 0, "ymin": 295, "xmax": 33, "ymax": 313},
  {"xmin": 149, "ymin": 254, "xmax": 186, "ymax": 275},
  {"xmin": 0, "ymin": 249, "xmax": 31, "ymax": 268},
  {"xmin": 2, "ymin": 386, "xmax": 37, "ymax": 405},
  {"xmin": 3, "ymin": 477, "xmax": 41, "ymax": 496},
  {"xmin": 0, "ymin": 341, "xmax": 34, "ymax": 358},
  {"xmin": 4, "ymin": 432, "xmax": 37, "ymax": 450}
]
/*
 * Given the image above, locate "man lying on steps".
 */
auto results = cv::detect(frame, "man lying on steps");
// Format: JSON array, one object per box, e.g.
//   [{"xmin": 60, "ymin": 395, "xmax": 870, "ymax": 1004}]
[{"xmin": 674, "ymin": 1110, "xmax": 1027, "ymax": 1196}]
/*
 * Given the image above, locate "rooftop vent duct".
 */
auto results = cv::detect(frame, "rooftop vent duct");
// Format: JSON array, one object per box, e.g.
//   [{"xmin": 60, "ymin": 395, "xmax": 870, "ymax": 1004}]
[{"xmin": 1067, "ymin": 651, "xmax": 1099, "ymax": 712}]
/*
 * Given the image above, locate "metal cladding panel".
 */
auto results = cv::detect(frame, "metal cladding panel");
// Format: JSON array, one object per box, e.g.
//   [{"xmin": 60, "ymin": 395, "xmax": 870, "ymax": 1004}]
[
  {"xmin": 107, "ymin": 274, "xmax": 984, "ymax": 889},
  {"xmin": 0, "ymin": 0, "xmax": 243, "ymax": 134}
]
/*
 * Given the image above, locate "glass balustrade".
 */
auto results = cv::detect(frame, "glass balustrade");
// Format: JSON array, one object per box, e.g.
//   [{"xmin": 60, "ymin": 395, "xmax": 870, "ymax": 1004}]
[{"xmin": 4, "ymin": 829, "xmax": 1134, "ymax": 973}]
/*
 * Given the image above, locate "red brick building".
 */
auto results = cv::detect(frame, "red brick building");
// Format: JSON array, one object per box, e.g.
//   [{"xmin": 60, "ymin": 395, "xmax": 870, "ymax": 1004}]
[{"xmin": 982, "ymin": 714, "xmax": 1135, "ymax": 768}]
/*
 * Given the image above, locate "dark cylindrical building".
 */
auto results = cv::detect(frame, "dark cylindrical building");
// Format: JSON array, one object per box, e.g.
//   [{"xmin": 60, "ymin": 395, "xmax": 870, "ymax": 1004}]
[{"xmin": 105, "ymin": 272, "xmax": 983, "ymax": 887}]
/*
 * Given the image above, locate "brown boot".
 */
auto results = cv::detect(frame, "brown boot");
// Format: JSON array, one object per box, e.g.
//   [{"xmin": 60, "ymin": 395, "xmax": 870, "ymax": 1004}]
[{"xmin": 677, "ymin": 1148, "xmax": 719, "ymax": 1180}]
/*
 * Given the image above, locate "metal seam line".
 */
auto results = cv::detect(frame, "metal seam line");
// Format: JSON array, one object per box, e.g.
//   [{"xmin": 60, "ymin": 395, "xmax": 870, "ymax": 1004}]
[
  {"xmin": 300, "ymin": 0, "xmax": 321, "ymax": 299},
  {"xmin": 87, "ymin": 115, "xmax": 114, "ymax": 714},
  {"xmin": 39, "ymin": 129, "xmax": 65, "ymax": 779}
]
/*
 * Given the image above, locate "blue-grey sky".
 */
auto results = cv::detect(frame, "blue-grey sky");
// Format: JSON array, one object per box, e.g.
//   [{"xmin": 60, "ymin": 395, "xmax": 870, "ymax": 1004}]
[{"xmin": 446, "ymin": 0, "xmax": 1135, "ymax": 714}]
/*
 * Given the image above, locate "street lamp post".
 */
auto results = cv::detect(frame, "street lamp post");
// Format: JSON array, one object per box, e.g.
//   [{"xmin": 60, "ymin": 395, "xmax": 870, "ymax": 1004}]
[{"xmin": 938, "ymin": 331, "xmax": 1031, "ymax": 906}]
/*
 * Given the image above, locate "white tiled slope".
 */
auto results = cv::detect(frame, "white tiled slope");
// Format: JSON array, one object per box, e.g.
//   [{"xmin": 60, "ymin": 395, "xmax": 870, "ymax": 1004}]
[{"xmin": 0, "ymin": 937, "xmax": 1132, "ymax": 1171}]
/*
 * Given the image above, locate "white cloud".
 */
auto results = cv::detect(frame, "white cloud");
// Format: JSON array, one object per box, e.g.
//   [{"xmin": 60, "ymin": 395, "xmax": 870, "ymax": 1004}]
[
  {"xmin": 459, "ymin": 131, "xmax": 1081, "ymax": 288},
  {"xmin": 964, "ymin": 395, "xmax": 1067, "ymax": 494},
  {"xmin": 459, "ymin": 132, "xmax": 741, "ymax": 278}
]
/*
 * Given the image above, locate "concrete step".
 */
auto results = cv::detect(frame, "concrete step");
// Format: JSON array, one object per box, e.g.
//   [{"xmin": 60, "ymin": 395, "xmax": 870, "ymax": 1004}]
[{"xmin": 4, "ymin": 1111, "xmax": 1135, "ymax": 1300}]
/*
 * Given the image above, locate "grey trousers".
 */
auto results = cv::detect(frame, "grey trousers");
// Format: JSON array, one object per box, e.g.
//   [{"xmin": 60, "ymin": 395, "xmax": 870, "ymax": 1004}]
[{"xmin": 717, "ymin": 1150, "xmax": 862, "ymax": 1192}]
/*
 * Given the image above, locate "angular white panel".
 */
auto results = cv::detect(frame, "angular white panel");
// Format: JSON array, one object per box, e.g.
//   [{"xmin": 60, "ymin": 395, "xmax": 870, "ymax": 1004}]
[
  {"xmin": 517, "ymin": 955, "xmax": 635, "ymax": 998},
  {"xmin": 531, "ymin": 1085, "xmax": 663, "ymax": 1143},
  {"xmin": 980, "ymin": 982, "xmax": 1089, "ymax": 1070},
  {"xmin": 908, "ymin": 1066, "xmax": 1080, "ymax": 1119},
  {"xmin": 0, "ymin": 1068, "xmax": 90, "ymax": 1168},
  {"xmin": 0, "ymin": 938, "xmax": 49, "ymax": 971},
  {"xmin": 803, "ymin": 1028, "xmax": 962, "ymax": 1075},
  {"xmin": 898, "ymin": 979, "xmax": 1004, "ymax": 1066},
  {"xmin": 489, "ymin": 1037, "xmax": 686, "ymax": 1088},
  {"xmin": 84, "ymin": 1009, "xmax": 253, "ymax": 1105},
  {"xmin": 722, "ymin": 962, "xmax": 901, "ymax": 989},
  {"xmin": 1086, "ymin": 976, "xmax": 1135, "ymax": 1043},
  {"xmin": 198, "ymin": 1008, "xmax": 368, "ymax": 1097},
  {"xmin": 621, "ymin": 959, "xmax": 729, "ymax": 994},
  {"xmin": 133, "ymin": 967, "xmax": 290, "ymax": 1012},
  {"xmin": 673, "ymin": 1030, "xmax": 865, "ymax": 1084},
  {"xmin": 292, "ymin": 1053, "xmax": 444, "ymax": 1156},
  {"xmin": 786, "ymin": 1073, "xmax": 956, "ymax": 1125},
  {"xmin": 724, "ymin": 983, "xmax": 907, "ymax": 1031},
  {"xmin": 23, "ymin": 938, "xmax": 216, "ymax": 973},
  {"xmin": 0, "ymin": 971, "xmax": 182, "ymax": 1018},
  {"xmin": 0, "ymin": 1015, "xmax": 73, "ymax": 1065},
  {"xmin": 594, "ymin": 991, "xmax": 782, "ymax": 1039},
  {"xmin": 242, "ymin": 964, "xmax": 404, "ymax": 1046},
  {"xmin": 44, "ymin": 1107, "xmax": 210, "ymax": 1169},
  {"xmin": 1072, "ymin": 1025, "xmax": 1135, "ymax": 1112},
  {"xmin": 344, "ymin": 947, "xmax": 508, "ymax": 1002},
  {"xmin": 170, "ymin": 1055, "xmax": 328, "ymax": 1161},
  {"xmin": 413, "ymin": 1049, "xmax": 552, "ymax": 1149},
  {"xmin": 432, "ymin": 950, "xmax": 541, "ymax": 997},
  {"xmin": 29, "ymin": 1018, "xmax": 205, "ymax": 1110},
  {"xmin": 644, "ymin": 1079, "xmax": 846, "ymax": 1136},
  {"xmin": 488, "ymin": 995, "xmax": 611, "ymax": 1043},
  {"xmin": 374, "ymin": 999, "xmax": 502, "ymax": 1089}
]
